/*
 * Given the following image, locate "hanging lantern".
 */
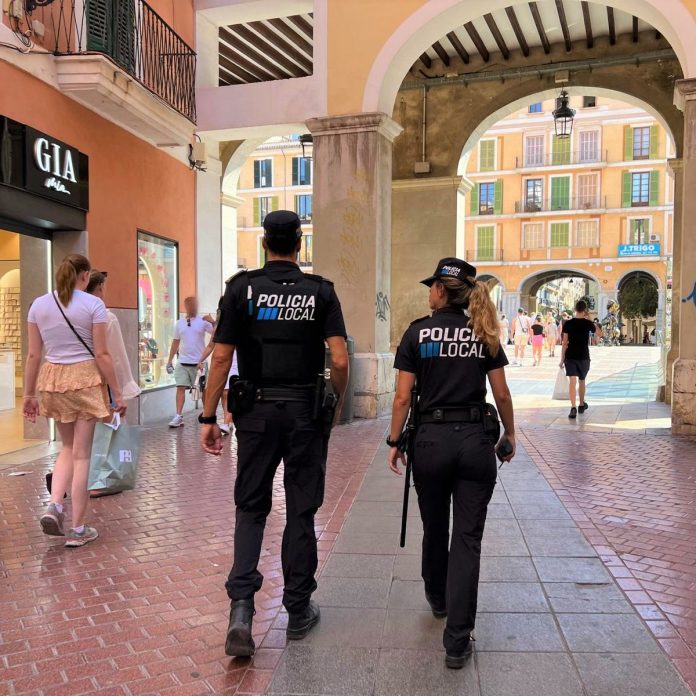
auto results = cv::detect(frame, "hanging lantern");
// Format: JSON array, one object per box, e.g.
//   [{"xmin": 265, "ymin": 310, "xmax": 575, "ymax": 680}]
[
  {"xmin": 299, "ymin": 134, "xmax": 313, "ymax": 159},
  {"xmin": 552, "ymin": 90, "xmax": 575, "ymax": 138}
]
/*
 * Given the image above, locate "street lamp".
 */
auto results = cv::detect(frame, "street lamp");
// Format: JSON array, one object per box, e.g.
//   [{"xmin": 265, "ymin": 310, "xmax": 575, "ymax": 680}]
[
  {"xmin": 299, "ymin": 134, "xmax": 313, "ymax": 160},
  {"xmin": 552, "ymin": 90, "xmax": 575, "ymax": 138}
]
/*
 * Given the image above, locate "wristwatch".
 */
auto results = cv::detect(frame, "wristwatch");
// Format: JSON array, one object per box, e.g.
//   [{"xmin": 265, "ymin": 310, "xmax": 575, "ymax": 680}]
[
  {"xmin": 198, "ymin": 413, "xmax": 217, "ymax": 425},
  {"xmin": 386, "ymin": 436, "xmax": 400, "ymax": 448}
]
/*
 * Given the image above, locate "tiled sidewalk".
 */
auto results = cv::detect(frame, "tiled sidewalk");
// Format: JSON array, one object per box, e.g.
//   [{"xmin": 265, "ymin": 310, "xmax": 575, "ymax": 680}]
[
  {"xmin": 265, "ymin": 440, "xmax": 692, "ymax": 696},
  {"xmin": 0, "ymin": 416, "xmax": 384, "ymax": 696}
]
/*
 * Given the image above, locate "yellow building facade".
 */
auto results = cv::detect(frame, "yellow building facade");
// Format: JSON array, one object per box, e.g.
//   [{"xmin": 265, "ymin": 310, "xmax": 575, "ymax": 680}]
[
  {"xmin": 463, "ymin": 96, "xmax": 673, "ymax": 334},
  {"xmin": 235, "ymin": 138, "xmax": 313, "ymax": 272}
]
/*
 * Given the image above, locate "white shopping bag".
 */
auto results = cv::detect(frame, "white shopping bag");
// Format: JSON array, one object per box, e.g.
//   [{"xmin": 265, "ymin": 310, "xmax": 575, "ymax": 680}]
[
  {"xmin": 88, "ymin": 414, "xmax": 140, "ymax": 492},
  {"xmin": 552, "ymin": 367, "xmax": 569, "ymax": 401}
]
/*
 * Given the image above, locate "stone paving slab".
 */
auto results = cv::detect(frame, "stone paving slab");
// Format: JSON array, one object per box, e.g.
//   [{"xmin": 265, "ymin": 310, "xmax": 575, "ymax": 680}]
[{"xmin": 270, "ymin": 439, "xmax": 693, "ymax": 696}]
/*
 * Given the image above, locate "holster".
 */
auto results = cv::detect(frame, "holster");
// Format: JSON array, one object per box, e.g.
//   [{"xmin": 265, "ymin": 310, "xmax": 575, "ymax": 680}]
[
  {"xmin": 227, "ymin": 377, "xmax": 256, "ymax": 416},
  {"xmin": 312, "ymin": 374, "xmax": 337, "ymax": 437},
  {"xmin": 483, "ymin": 402, "xmax": 501, "ymax": 442}
]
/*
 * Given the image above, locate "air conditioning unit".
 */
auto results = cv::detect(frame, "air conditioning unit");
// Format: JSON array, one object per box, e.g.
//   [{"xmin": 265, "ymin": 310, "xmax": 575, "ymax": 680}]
[{"xmin": 649, "ymin": 234, "xmax": 660, "ymax": 242}]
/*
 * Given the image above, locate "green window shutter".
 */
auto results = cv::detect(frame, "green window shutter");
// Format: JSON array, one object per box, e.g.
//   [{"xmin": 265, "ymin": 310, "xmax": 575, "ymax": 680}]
[
  {"xmin": 294, "ymin": 194, "xmax": 299, "ymax": 215},
  {"xmin": 114, "ymin": 0, "xmax": 136, "ymax": 72},
  {"xmin": 551, "ymin": 177, "xmax": 569, "ymax": 210},
  {"xmin": 253, "ymin": 198, "xmax": 260, "ymax": 226},
  {"xmin": 624, "ymin": 126, "xmax": 633, "ymax": 161},
  {"xmin": 480, "ymin": 141, "xmax": 495, "ymax": 171},
  {"xmin": 470, "ymin": 186, "xmax": 479, "ymax": 216},
  {"xmin": 550, "ymin": 223, "xmax": 569, "ymax": 247},
  {"xmin": 649, "ymin": 170, "xmax": 659, "ymax": 206},
  {"xmin": 552, "ymin": 136, "xmax": 570, "ymax": 165},
  {"xmin": 649, "ymin": 126, "xmax": 659, "ymax": 159},
  {"xmin": 253, "ymin": 161, "xmax": 260, "ymax": 189},
  {"xmin": 476, "ymin": 226, "xmax": 495, "ymax": 260},
  {"xmin": 292, "ymin": 157, "xmax": 299, "ymax": 186},
  {"xmin": 493, "ymin": 180, "xmax": 503, "ymax": 214},
  {"xmin": 86, "ymin": 0, "xmax": 112, "ymax": 53},
  {"xmin": 622, "ymin": 172, "xmax": 632, "ymax": 207},
  {"xmin": 271, "ymin": 195, "xmax": 279, "ymax": 211}
]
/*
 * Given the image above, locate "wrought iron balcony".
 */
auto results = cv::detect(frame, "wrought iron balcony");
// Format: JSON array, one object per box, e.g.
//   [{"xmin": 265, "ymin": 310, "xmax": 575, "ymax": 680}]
[
  {"xmin": 514, "ymin": 150, "xmax": 608, "ymax": 168},
  {"xmin": 30, "ymin": 0, "xmax": 196, "ymax": 122},
  {"xmin": 465, "ymin": 249, "xmax": 503, "ymax": 262},
  {"xmin": 515, "ymin": 195, "xmax": 607, "ymax": 213}
]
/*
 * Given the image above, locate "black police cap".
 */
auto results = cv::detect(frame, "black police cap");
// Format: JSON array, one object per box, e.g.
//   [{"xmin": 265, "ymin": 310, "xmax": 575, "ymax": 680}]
[
  {"xmin": 420, "ymin": 257, "xmax": 477, "ymax": 287},
  {"xmin": 263, "ymin": 210, "xmax": 302, "ymax": 241}
]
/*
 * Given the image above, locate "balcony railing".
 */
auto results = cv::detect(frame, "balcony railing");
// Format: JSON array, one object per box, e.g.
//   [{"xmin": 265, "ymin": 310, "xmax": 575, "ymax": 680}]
[
  {"xmin": 515, "ymin": 150, "xmax": 608, "ymax": 168},
  {"xmin": 465, "ymin": 249, "xmax": 503, "ymax": 262},
  {"xmin": 515, "ymin": 196, "xmax": 607, "ymax": 213},
  {"xmin": 32, "ymin": 0, "xmax": 196, "ymax": 121}
]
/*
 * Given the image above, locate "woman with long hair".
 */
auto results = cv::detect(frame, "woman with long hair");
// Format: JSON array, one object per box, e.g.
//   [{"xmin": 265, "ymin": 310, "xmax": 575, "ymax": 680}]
[
  {"xmin": 24, "ymin": 254, "xmax": 126, "ymax": 547},
  {"xmin": 530, "ymin": 315, "xmax": 545, "ymax": 366},
  {"xmin": 545, "ymin": 312, "xmax": 559, "ymax": 357},
  {"xmin": 387, "ymin": 257, "xmax": 515, "ymax": 669}
]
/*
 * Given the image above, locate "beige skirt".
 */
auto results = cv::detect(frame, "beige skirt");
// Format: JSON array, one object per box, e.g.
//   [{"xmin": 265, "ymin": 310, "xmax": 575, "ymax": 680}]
[{"xmin": 37, "ymin": 360, "xmax": 110, "ymax": 423}]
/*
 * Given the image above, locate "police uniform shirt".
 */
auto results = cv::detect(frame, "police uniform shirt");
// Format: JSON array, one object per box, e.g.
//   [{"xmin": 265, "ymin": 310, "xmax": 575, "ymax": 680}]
[
  {"xmin": 214, "ymin": 261, "xmax": 347, "ymax": 385},
  {"xmin": 394, "ymin": 307, "xmax": 508, "ymax": 412}
]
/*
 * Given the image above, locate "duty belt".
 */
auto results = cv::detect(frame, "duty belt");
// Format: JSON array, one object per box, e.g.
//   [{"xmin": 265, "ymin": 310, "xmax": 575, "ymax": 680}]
[
  {"xmin": 256, "ymin": 386, "xmax": 315, "ymax": 403},
  {"xmin": 419, "ymin": 404, "xmax": 485, "ymax": 424}
]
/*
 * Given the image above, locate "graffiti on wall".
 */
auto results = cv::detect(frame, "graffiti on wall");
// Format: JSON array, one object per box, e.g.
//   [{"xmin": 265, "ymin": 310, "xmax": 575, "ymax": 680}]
[{"xmin": 683, "ymin": 282, "xmax": 696, "ymax": 308}]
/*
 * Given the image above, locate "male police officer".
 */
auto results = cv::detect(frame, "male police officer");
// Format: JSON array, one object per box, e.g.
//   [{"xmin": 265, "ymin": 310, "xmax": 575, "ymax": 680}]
[{"xmin": 200, "ymin": 210, "xmax": 349, "ymax": 657}]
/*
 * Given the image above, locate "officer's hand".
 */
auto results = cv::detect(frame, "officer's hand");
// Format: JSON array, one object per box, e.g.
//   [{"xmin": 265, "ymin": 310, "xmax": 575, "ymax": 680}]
[
  {"xmin": 496, "ymin": 434, "xmax": 515, "ymax": 463},
  {"xmin": 201, "ymin": 424, "xmax": 223, "ymax": 455},
  {"xmin": 388, "ymin": 447, "xmax": 407, "ymax": 475}
]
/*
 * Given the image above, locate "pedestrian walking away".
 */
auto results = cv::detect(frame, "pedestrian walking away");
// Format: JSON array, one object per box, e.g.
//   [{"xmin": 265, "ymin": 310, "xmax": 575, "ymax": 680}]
[
  {"xmin": 545, "ymin": 311, "xmax": 559, "ymax": 357},
  {"xmin": 387, "ymin": 257, "xmax": 515, "ymax": 670},
  {"xmin": 23, "ymin": 254, "xmax": 126, "ymax": 548},
  {"xmin": 530, "ymin": 315, "xmax": 545, "ymax": 366},
  {"xmin": 166, "ymin": 296, "xmax": 215, "ymax": 427},
  {"xmin": 199, "ymin": 210, "xmax": 349, "ymax": 658},
  {"xmin": 510, "ymin": 307, "xmax": 531, "ymax": 366},
  {"xmin": 498, "ymin": 313, "xmax": 509, "ymax": 346},
  {"xmin": 559, "ymin": 299, "xmax": 603, "ymax": 419}
]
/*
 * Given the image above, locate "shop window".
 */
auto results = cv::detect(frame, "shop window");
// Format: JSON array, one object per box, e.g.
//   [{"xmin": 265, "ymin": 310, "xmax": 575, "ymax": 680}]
[
  {"xmin": 292, "ymin": 157, "xmax": 312, "ymax": 186},
  {"xmin": 299, "ymin": 234, "xmax": 313, "ymax": 267},
  {"xmin": 138, "ymin": 232, "xmax": 178, "ymax": 390},
  {"xmin": 295, "ymin": 194, "xmax": 312, "ymax": 222},
  {"xmin": 576, "ymin": 220, "xmax": 599, "ymax": 247},
  {"xmin": 550, "ymin": 222, "xmax": 570, "ymax": 248},
  {"xmin": 522, "ymin": 223, "xmax": 544, "ymax": 249},
  {"xmin": 254, "ymin": 159, "xmax": 273, "ymax": 187}
]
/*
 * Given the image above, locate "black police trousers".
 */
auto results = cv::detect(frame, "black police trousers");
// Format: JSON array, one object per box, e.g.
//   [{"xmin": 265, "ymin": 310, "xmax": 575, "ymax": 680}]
[
  {"xmin": 225, "ymin": 400, "xmax": 328, "ymax": 613},
  {"xmin": 412, "ymin": 421, "xmax": 497, "ymax": 652}
]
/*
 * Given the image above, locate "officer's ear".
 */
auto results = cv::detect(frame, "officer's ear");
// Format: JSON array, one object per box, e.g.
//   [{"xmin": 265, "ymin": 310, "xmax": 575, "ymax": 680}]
[
  {"xmin": 295, "ymin": 236, "xmax": 303, "ymax": 252},
  {"xmin": 261, "ymin": 237, "xmax": 268, "ymax": 251}
]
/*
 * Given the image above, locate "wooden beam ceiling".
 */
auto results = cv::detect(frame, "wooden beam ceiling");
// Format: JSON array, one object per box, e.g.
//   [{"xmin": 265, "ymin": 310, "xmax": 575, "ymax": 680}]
[
  {"xmin": 529, "ymin": 2, "xmax": 551, "ymax": 54},
  {"xmin": 505, "ymin": 6, "xmax": 530, "ymax": 57},
  {"xmin": 555, "ymin": 0, "xmax": 573, "ymax": 52},
  {"xmin": 464, "ymin": 21, "xmax": 490, "ymax": 62},
  {"xmin": 581, "ymin": 1, "xmax": 593, "ymax": 49},
  {"xmin": 446, "ymin": 30, "xmax": 470, "ymax": 63},
  {"xmin": 607, "ymin": 7, "xmax": 616, "ymax": 45}
]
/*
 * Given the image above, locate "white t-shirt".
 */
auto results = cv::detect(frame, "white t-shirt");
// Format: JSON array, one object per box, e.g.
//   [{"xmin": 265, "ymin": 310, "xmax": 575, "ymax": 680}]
[
  {"xmin": 28, "ymin": 290, "xmax": 107, "ymax": 364},
  {"xmin": 514, "ymin": 315, "xmax": 532, "ymax": 334},
  {"xmin": 173, "ymin": 316, "xmax": 214, "ymax": 364}
]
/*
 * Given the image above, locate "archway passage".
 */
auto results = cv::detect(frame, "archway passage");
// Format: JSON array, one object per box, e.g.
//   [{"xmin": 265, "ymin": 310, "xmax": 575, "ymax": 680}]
[
  {"xmin": 520, "ymin": 269, "xmax": 600, "ymax": 317},
  {"xmin": 618, "ymin": 270, "xmax": 661, "ymax": 345}
]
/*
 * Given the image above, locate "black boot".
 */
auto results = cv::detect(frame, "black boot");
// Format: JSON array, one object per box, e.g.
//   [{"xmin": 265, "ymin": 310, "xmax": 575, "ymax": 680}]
[
  {"xmin": 225, "ymin": 599, "xmax": 256, "ymax": 657},
  {"xmin": 445, "ymin": 636, "xmax": 473, "ymax": 669},
  {"xmin": 286, "ymin": 600, "xmax": 321, "ymax": 640},
  {"xmin": 425, "ymin": 591, "xmax": 447, "ymax": 619}
]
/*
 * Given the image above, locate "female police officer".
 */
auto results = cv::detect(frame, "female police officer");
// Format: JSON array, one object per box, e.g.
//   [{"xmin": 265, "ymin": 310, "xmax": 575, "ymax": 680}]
[{"xmin": 387, "ymin": 257, "xmax": 515, "ymax": 669}]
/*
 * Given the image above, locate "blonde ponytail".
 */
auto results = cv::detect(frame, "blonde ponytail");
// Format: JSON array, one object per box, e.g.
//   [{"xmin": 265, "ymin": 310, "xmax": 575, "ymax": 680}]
[
  {"xmin": 438, "ymin": 276, "xmax": 501, "ymax": 356},
  {"xmin": 55, "ymin": 254, "xmax": 90, "ymax": 306}
]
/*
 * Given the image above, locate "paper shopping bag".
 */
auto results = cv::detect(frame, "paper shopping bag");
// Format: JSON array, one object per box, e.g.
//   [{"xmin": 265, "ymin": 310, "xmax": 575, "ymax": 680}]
[
  {"xmin": 552, "ymin": 367, "xmax": 569, "ymax": 401},
  {"xmin": 88, "ymin": 415, "xmax": 141, "ymax": 492}
]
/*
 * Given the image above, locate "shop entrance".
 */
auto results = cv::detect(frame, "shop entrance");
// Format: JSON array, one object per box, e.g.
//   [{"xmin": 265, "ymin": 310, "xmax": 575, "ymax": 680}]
[{"xmin": 0, "ymin": 228, "xmax": 52, "ymax": 455}]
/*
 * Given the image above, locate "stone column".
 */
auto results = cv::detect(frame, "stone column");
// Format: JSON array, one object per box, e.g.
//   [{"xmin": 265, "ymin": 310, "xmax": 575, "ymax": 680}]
[
  {"xmin": 221, "ymin": 193, "xmax": 244, "ymax": 279},
  {"xmin": 391, "ymin": 176, "xmax": 465, "ymax": 347},
  {"xmin": 672, "ymin": 81, "xmax": 696, "ymax": 434},
  {"xmin": 502, "ymin": 292, "xmax": 522, "ymax": 324},
  {"xmin": 665, "ymin": 158, "xmax": 683, "ymax": 405},
  {"xmin": 307, "ymin": 113, "xmax": 403, "ymax": 418}
]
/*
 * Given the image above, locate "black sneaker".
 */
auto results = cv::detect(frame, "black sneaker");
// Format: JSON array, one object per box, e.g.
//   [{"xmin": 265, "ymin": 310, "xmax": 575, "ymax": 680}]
[
  {"xmin": 568, "ymin": 407, "xmax": 577, "ymax": 419},
  {"xmin": 286, "ymin": 600, "xmax": 320, "ymax": 640},
  {"xmin": 425, "ymin": 591, "xmax": 447, "ymax": 619},
  {"xmin": 578, "ymin": 402, "xmax": 589, "ymax": 414},
  {"xmin": 225, "ymin": 599, "xmax": 255, "ymax": 657},
  {"xmin": 445, "ymin": 637, "xmax": 473, "ymax": 669}
]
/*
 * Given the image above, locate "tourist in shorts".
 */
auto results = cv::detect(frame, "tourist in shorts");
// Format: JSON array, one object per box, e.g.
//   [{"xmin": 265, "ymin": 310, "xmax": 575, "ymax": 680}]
[
  {"xmin": 530, "ymin": 315, "xmax": 545, "ymax": 366},
  {"xmin": 511, "ymin": 308, "xmax": 531, "ymax": 366},
  {"xmin": 166, "ymin": 296, "xmax": 215, "ymax": 427},
  {"xmin": 559, "ymin": 299, "xmax": 603, "ymax": 419},
  {"xmin": 23, "ymin": 254, "xmax": 126, "ymax": 547}
]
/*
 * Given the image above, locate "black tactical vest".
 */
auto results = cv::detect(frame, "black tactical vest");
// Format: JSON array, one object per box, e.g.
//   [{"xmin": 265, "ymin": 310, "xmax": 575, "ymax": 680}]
[{"xmin": 240, "ymin": 269, "xmax": 326, "ymax": 386}]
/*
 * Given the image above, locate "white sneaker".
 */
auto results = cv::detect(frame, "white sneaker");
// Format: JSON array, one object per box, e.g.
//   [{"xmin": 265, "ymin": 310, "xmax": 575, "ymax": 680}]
[
  {"xmin": 168, "ymin": 414, "xmax": 184, "ymax": 428},
  {"xmin": 219, "ymin": 423, "xmax": 231, "ymax": 436}
]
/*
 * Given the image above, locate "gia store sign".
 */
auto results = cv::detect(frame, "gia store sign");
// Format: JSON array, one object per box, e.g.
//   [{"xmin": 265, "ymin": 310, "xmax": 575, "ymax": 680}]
[
  {"xmin": 25, "ymin": 127, "xmax": 88, "ymax": 209},
  {"xmin": 0, "ymin": 117, "xmax": 88, "ymax": 210}
]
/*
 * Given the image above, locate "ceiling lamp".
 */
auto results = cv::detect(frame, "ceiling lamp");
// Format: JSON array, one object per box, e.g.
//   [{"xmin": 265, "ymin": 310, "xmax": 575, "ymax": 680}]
[
  {"xmin": 552, "ymin": 90, "xmax": 575, "ymax": 138},
  {"xmin": 299, "ymin": 134, "xmax": 313, "ymax": 159}
]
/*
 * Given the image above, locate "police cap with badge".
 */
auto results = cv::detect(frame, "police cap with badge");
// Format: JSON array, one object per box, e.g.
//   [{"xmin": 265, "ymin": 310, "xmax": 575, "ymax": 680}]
[{"xmin": 420, "ymin": 257, "xmax": 477, "ymax": 287}]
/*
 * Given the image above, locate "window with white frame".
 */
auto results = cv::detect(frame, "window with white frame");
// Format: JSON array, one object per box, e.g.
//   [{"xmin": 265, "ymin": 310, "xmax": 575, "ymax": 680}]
[
  {"xmin": 629, "ymin": 218, "xmax": 651, "ymax": 244},
  {"xmin": 522, "ymin": 223, "xmax": 545, "ymax": 249},
  {"xmin": 576, "ymin": 173, "xmax": 600, "ymax": 208},
  {"xmin": 576, "ymin": 220, "xmax": 599, "ymax": 247},
  {"xmin": 524, "ymin": 134, "xmax": 544, "ymax": 166},
  {"xmin": 550, "ymin": 222, "xmax": 570, "ymax": 247},
  {"xmin": 578, "ymin": 130, "xmax": 599, "ymax": 163},
  {"xmin": 254, "ymin": 159, "xmax": 273, "ymax": 188}
]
